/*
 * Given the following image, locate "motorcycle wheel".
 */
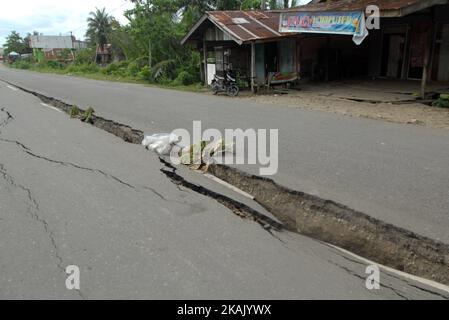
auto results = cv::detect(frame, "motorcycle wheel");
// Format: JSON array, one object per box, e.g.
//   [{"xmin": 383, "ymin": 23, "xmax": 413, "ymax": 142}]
[
  {"xmin": 227, "ymin": 85, "xmax": 239, "ymax": 97},
  {"xmin": 212, "ymin": 85, "xmax": 219, "ymax": 95}
]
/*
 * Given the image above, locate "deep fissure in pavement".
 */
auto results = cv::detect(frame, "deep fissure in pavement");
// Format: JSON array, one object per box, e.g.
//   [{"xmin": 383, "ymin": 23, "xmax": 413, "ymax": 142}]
[
  {"xmin": 207, "ymin": 164, "xmax": 449, "ymax": 285},
  {"xmin": 159, "ymin": 157, "xmax": 285, "ymax": 239},
  {"xmin": 4, "ymin": 81, "xmax": 449, "ymax": 286},
  {"xmin": 2, "ymin": 82, "xmax": 144, "ymax": 144}
]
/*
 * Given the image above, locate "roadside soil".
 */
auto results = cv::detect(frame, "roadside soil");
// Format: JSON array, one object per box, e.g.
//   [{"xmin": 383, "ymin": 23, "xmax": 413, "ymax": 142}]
[
  {"xmin": 236, "ymin": 81, "xmax": 449, "ymax": 130},
  {"xmin": 5, "ymin": 63, "xmax": 449, "ymax": 129}
]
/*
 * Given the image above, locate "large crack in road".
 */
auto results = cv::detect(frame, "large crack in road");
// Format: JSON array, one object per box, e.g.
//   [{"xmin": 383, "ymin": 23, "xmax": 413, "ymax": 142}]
[
  {"xmin": 159, "ymin": 157, "xmax": 285, "ymax": 240},
  {"xmin": 2, "ymin": 80, "xmax": 448, "ymax": 295},
  {"xmin": 0, "ymin": 106, "xmax": 86, "ymax": 300},
  {"xmin": 208, "ymin": 164, "xmax": 449, "ymax": 286}
]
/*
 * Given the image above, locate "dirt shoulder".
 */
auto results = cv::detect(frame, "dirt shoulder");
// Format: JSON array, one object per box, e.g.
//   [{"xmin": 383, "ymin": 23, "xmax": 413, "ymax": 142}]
[
  {"xmin": 237, "ymin": 82, "xmax": 449, "ymax": 130},
  {"xmin": 5, "ymin": 63, "xmax": 449, "ymax": 129}
]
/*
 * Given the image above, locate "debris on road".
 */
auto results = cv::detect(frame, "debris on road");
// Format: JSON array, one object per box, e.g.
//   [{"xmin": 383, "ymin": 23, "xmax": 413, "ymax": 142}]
[
  {"xmin": 142, "ymin": 134, "xmax": 233, "ymax": 170},
  {"xmin": 142, "ymin": 133, "xmax": 180, "ymax": 155},
  {"xmin": 178, "ymin": 138, "xmax": 233, "ymax": 171}
]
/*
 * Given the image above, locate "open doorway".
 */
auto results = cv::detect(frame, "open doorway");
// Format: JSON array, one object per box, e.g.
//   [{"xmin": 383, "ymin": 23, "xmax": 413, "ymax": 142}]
[
  {"xmin": 264, "ymin": 42, "xmax": 278, "ymax": 76},
  {"xmin": 407, "ymin": 21, "xmax": 431, "ymax": 80},
  {"xmin": 381, "ymin": 33, "xmax": 406, "ymax": 78}
]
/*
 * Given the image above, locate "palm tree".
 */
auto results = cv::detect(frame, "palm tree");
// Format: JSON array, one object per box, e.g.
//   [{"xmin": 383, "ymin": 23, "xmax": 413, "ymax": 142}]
[{"xmin": 86, "ymin": 8, "xmax": 112, "ymax": 53}]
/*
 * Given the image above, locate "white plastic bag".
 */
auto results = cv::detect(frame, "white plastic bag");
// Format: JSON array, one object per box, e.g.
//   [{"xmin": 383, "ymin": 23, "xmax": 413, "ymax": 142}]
[{"xmin": 142, "ymin": 133, "xmax": 180, "ymax": 155}]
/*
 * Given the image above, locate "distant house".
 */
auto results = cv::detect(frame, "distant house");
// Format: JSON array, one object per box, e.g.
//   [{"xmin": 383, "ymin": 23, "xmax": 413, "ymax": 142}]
[
  {"xmin": 73, "ymin": 39, "xmax": 89, "ymax": 51},
  {"xmin": 7, "ymin": 51, "xmax": 20, "ymax": 63},
  {"xmin": 29, "ymin": 35, "xmax": 88, "ymax": 62},
  {"xmin": 95, "ymin": 44, "xmax": 112, "ymax": 65}
]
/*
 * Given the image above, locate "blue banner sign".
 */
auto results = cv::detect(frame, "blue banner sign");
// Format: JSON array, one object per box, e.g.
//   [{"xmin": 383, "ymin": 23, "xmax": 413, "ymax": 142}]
[{"xmin": 280, "ymin": 11, "xmax": 365, "ymax": 36}]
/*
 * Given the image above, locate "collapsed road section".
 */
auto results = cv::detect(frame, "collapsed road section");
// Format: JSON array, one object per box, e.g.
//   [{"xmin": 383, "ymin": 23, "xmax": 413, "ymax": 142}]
[
  {"xmin": 208, "ymin": 165, "xmax": 449, "ymax": 286},
  {"xmin": 2, "ymin": 79, "xmax": 449, "ymax": 287}
]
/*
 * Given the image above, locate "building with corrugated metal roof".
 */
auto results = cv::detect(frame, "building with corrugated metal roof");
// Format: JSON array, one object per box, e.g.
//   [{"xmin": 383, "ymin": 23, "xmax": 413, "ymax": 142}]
[
  {"xmin": 182, "ymin": 10, "xmax": 300, "ymax": 91},
  {"xmin": 29, "ymin": 35, "xmax": 88, "ymax": 63},
  {"xmin": 183, "ymin": 0, "xmax": 449, "ymax": 94}
]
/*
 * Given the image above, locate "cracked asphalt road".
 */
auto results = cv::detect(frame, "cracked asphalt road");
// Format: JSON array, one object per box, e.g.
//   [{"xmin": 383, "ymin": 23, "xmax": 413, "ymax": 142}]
[
  {"xmin": 1, "ymin": 65, "xmax": 448, "ymax": 245},
  {"xmin": 1, "ymin": 79, "xmax": 448, "ymax": 300}
]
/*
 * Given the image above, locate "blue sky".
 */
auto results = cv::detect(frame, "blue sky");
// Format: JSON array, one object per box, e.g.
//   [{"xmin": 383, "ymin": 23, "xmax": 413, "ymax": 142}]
[{"xmin": 0, "ymin": 0, "xmax": 133, "ymax": 46}]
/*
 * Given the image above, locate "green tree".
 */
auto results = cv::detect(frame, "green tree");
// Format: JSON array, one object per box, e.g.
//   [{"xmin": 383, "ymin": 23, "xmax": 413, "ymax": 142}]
[
  {"xmin": 4, "ymin": 31, "xmax": 29, "ymax": 55},
  {"xmin": 283, "ymin": 0, "xmax": 298, "ymax": 8},
  {"xmin": 269, "ymin": 0, "xmax": 278, "ymax": 9},
  {"xmin": 122, "ymin": 0, "xmax": 201, "ymax": 83},
  {"xmin": 86, "ymin": 8, "xmax": 113, "ymax": 51}
]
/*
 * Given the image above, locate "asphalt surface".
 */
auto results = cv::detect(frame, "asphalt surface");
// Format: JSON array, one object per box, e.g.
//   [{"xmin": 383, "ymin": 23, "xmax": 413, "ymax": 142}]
[
  {"xmin": 1, "ymin": 65, "xmax": 448, "ymax": 245},
  {"xmin": 1, "ymin": 76, "xmax": 448, "ymax": 299}
]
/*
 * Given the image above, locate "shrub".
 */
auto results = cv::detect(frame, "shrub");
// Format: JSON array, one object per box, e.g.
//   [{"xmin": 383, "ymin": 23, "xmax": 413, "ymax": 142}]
[
  {"xmin": 74, "ymin": 48, "xmax": 95, "ymax": 65},
  {"xmin": 127, "ymin": 61, "xmax": 139, "ymax": 77},
  {"xmin": 46, "ymin": 60, "xmax": 65, "ymax": 69},
  {"xmin": 57, "ymin": 49, "xmax": 73, "ymax": 61},
  {"xmin": 137, "ymin": 66, "xmax": 151, "ymax": 81},
  {"xmin": 433, "ymin": 94, "xmax": 449, "ymax": 108},
  {"xmin": 77, "ymin": 63, "xmax": 100, "ymax": 74},
  {"xmin": 13, "ymin": 60, "xmax": 31, "ymax": 70},
  {"xmin": 67, "ymin": 62, "xmax": 99, "ymax": 74},
  {"xmin": 36, "ymin": 60, "xmax": 48, "ymax": 69},
  {"xmin": 102, "ymin": 62, "xmax": 118, "ymax": 74},
  {"xmin": 101, "ymin": 61, "xmax": 128, "ymax": 76},
  {"xmin": 117, "ymin": 60, "xmax": 129, "ymax": 69},
  {"xmin": 172, "ymin": 71, "xmax": 195, "ymax": 86},
  {"xmin": 236, "ymin": 73, "xmax": 248, "ymax": 89},
  {"xmin": 157, "ymin": 76, "xmax": 173, "ymax": 86},
  {"xmin": 66, "ymin": 64, "xmax": 79, "ymax": 73},
  {"xmin": 150, "ymin": 60, "xmax": 176, "ymax": 83}
]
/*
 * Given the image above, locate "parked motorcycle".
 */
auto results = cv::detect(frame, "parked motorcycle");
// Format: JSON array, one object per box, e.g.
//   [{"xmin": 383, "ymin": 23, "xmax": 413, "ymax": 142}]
[{"xmin": 211, "ymin": 71, "xmax": 240, "ymax": 97}]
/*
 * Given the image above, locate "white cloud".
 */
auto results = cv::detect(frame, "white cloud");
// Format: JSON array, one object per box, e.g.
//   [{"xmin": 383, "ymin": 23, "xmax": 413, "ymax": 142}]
[
  {"xmin": 0, "ymin": 0, "xmax": 314, "ymax": 47},
  {"xmin": 0, "ymin": 0, "xmax": 134, "ymax": 46}
]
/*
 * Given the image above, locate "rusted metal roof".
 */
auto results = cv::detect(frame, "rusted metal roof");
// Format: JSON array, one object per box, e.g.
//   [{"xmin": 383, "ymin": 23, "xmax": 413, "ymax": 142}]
[
  {"xmin": 182, "ymin": 10, "xmax": 297, "ymax": 45},
  {"xmin": 281, "ymin": 0, "xmax": 448, "ymax": 17},
  {"xmin": 181, "ymin": 0, "xmax": 448, "ymax": 45},
  {"xmin": 30, "ymin": 35, "xmax": 74, "ymax": 49}
]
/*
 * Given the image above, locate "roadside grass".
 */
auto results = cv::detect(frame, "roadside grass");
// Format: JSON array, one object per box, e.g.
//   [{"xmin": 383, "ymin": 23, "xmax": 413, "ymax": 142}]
[{"xmin": 3, "ymin": 61, "xmax": 207, "ymax": 93}]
